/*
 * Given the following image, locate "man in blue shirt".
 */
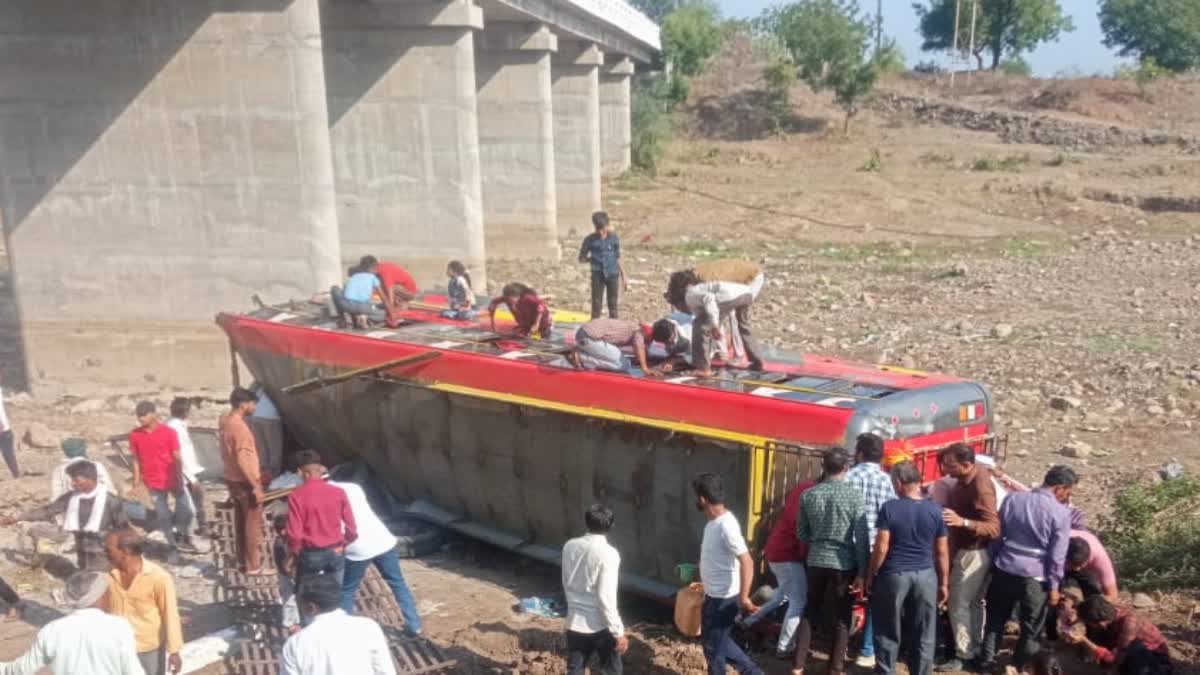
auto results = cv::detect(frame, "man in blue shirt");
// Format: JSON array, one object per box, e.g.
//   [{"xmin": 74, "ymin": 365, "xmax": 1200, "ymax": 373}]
[
  {"xmin": 331, "ymin": 259, "xmax": 385, "ymax": 328},
  {"xmin": 864, "ymin": 460, "xmax": 949, "ymax": 675},
  {"xmin": 578, "ymin": 211, "xmax": 625, "ymax": 319}
]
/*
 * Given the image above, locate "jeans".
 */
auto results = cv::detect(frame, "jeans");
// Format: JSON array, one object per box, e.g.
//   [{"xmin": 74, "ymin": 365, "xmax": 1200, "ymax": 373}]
[
  {"xmin": 795, "ymin": 566, "xmax": 855, "ymax": 674},
  {"xmin": 861, "ymin": 608, "xmax": 875, "ymax": 657},
  {"xmin": 297, "ymin": 546, "xmax": 345, "ymax": 624},
  {"xmin": 330, "ymin": 285, "xmax": 385, "ymax": 322},
  {"xmin": 978, "ymin": 569, "xmax": 1048, "ymax": 670},
  {"xmin": 341, "ymin": 548, "xmax": 422, "ymax": 634},
  {"xmin": 279, "ymin": 573, "xmax": 300, "ymax": 628},
  {"xmin": 441, "ymin": 308, "xmax": 477, "ymax": 320},
  {"xmin": 590, "ymin": 270, "xmax": 620, "ymax": 319},
  {"xmin": 743, "ymin": 560, "xmax": 807, "ymax": 653},
  {"xmin": 574, "ymin": 330, "xmax": 629, "ymax": 372},
  {"xmin": 0, "ymin": 429, "xmax": 18, "ymax": 478},
  {"xmin": 149, "ymin": 489, "xmax": 193, "ymax": 549},
  {"xmin": 701, "ymin": 595, "xmax": 763, "ymax": 675},
  {"xmin": 566, "ymin": 629, "xmax": 623, "ymax": 675},
  {"xmin": 948, "ymin": 547, "xmax": 990, "ymax": 660},
  {"xmin": 872, "ymin": 568, "xmax": 938, "ymax": 675}
]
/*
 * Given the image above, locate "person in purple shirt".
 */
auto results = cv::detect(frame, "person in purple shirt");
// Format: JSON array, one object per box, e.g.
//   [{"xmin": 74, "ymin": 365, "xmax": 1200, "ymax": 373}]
[{"xmin": 970, "ymin": 465, "xmax": 1076, "ymax": 673}]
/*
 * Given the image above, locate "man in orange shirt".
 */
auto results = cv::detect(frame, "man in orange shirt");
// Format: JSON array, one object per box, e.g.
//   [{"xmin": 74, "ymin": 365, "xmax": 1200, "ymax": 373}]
[{"xmin": 220, "ymin": 387, "xmax": 265, "ymax": 573}]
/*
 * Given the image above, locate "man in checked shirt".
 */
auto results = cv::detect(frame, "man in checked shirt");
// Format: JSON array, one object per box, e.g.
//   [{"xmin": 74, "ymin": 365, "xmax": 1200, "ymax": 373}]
[
  {"xmin": 845, "ymin": 433, "xmax": 897, "ymax": 669},
  {"xmin": 571, "ymin": 318, "xmax": 661, "ymax": 377}
]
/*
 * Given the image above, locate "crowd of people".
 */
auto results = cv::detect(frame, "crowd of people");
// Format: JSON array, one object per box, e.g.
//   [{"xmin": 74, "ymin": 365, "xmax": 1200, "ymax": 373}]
[{"xmin": 559, "ymin": 436, "xmax": 1174, "ymax": 675}]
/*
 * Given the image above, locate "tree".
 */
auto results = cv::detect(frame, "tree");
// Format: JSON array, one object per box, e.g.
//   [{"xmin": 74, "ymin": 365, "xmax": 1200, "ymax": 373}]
[
  {"xmin": 758, "ymin": 0, "xmax": 878, "ymax": 133},
  {"xmin": 913, "ymin": 0, "xmax": 1075, "ymax": 70},
  {"xmin": 661, "ymin": 3, "xmax": 723, "ymax": 77},
  {"xmin": 630, "ymin": 0, "xmax": 719, "ymax": 24},
  {"xmin": 1099, "ymin": 0, "xmax": 1200, "ymax": 73}
]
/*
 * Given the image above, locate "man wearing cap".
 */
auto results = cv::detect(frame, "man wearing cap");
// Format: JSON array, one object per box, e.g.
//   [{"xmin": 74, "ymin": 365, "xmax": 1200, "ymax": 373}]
[
  {"xmin": 129, "ymin": 401, "xmax": 193, "ymax": 557},
  {"xmin": 2, "ymin": 460, "xmax": 128, "ymax": 572},
  {"xmin": 50, "ymin": 438, "xmax": 115, "ymax": 502},
  {"xmin": 0, "ymin": 571, "xmax": 144, "ymax": 675},
  {"xmin": 106, "ymin": 529, "xmax": 184, "ymax": 675}
]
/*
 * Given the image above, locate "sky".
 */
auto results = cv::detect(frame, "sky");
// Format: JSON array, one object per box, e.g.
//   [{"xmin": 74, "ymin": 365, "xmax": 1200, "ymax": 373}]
[{"xmin": 715, "ymin": 0, "xmax": 1126, "ymax": 76}]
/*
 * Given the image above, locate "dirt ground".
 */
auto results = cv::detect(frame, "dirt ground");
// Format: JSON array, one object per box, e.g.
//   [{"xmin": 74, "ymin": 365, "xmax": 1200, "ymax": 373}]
[{"xmin": 2, "ymin": 37, "xmax": 1200, "ymax": 675}]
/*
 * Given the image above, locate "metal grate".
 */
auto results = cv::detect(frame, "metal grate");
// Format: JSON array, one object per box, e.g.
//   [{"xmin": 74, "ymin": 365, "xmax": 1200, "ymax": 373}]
[{"xmin": 210, "ymin": 502, "xmax": 454, "ymax": 674}]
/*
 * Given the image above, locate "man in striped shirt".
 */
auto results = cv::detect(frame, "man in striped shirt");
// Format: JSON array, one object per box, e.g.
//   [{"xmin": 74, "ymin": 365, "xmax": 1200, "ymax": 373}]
[
  {"xmin": 571, "ymin": 318, "xmax": 660, "ymax": 376},
  {"xmin": 845, "ymin": 433, "xmax": 896, "ymax": 668}
]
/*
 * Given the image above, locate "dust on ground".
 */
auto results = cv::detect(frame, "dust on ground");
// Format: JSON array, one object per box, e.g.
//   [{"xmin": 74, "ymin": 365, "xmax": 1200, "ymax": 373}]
[{"xmin": 3, "ymin": 37, "xmax": 1200, "ymax": 675}]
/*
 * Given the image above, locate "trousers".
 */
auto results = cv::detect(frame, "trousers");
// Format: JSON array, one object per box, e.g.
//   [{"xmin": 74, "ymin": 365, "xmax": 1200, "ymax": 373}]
[
  {"xmin": 978, "ymin": 569, "xmax": 1048, "ymax": 669},
  {"xmin": 742, "ymin": 560, "xmax": 807, "ymax": 653},
  {"xmin": 566, "ymin": 629, "xmax": 623, "ymax": 675},
  {"xmin": 947, "ymin": 547, "xmax": 991, "ymax": 659},
  {"xmin": 590, "ymin": 270, "xmax": 620, "ymax": 319},
  {"xmin": 872, "ymin": 568, "xmax": 938, "ymax": 675},
  {"xmin": 701, "ymin": 595, "xmax": 763, "ymax": 675},
  {"xmin": 0, "ymin": 429, "xmax": 18, "ymax": 478},
  {"xmin": 794, "ymin": 566, "xmax": 855, "ymax": 674},
  {"xmin": 227, "ymin": 481, "xmax": 263, "ymax": 571},
  {"xmin": 149, "ymin": 489, "xmax": 193, "ymax": 549},
  {"xmin": 341, "ymin": 548, "xmax": 422, "ymax": 634}
]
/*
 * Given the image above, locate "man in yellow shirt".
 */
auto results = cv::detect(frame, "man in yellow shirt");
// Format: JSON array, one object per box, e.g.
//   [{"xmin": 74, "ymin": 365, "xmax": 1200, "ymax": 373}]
[{"xmin": 105, "ymin": 529, "xmax": 183, "ymax": 675}]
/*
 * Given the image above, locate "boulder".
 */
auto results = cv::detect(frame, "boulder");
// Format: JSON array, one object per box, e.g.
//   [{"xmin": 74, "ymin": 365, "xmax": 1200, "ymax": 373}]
[
  {"xmin": 22, "ymin": 422, "xmax": 63, "ymax": 449},
  {"xmin": 1049, "ymin": 396, "xmax": 1083, "ymax": 411},
  {"xmin": 1060, "ymin": 441, "xmax": 1093, "ymax": 459}
]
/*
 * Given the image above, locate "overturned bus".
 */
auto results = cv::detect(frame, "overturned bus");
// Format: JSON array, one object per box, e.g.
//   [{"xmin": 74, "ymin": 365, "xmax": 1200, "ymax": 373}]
[{"xmin": 217, "ymin": 294, "xmax": 1001, "ymax": 599}]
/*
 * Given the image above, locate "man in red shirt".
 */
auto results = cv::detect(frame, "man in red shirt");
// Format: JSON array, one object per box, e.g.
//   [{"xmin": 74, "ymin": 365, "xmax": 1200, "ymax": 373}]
[
  {"xmin": 129, "ymin": 401, "xmax": 193, "ymax": 558},
  {"xmin": 738, "ymin": 478, "xmax": 815, "ymax": 658},
  {"xmin": 360, "ymin": 256, "xmax": 417, "ymax": 327},
  {"xmin": 1068, "ymin": 595, "xmax": 1172, "ymax": 674},
  {"xmin": 283, "ymin": 450, "xmax": 357, "ymax": 624}
]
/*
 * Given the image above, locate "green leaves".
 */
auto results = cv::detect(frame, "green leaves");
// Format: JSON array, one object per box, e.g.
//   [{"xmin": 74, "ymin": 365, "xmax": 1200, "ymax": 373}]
[
  {"xmin": 1100, "ymin": 0, "xmax": 1200, "ymax": 73},
  {"xmin": 661, "ymin": 3, "xmax": 723, "ymax": 77},
  {"xmin": 913, "ymin": 0, "xmax": 1074, "ymax": 69},
  {"xmin": 757, "ymin": 0, "xmax": 879, "ymax": 134}
]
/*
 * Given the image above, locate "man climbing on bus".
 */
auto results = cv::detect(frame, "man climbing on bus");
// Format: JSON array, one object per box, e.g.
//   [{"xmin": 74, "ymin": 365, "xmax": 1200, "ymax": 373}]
[
  {"xmin": 571, "ymin": 318, "xmax": 661, "ymax": 376},
  {"xmin": 664, "ymin": 259, "xmax": 765, "ymax": 376}
]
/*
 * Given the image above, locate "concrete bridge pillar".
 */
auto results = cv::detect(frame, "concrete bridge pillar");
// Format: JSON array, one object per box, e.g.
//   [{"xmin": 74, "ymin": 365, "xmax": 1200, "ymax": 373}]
[
  {"xmin": 320, "ymin": 0, "xmax": 487, "ymax": 289},
  {"xmin": 599, "ymin": 57, "xmax": 634, "ymax": 176},
  {"xmin": 551, "ymin": 42, "xmax": 603, "ymax": 238},
  {"xmin": 476, "ymin": 24, "xmax": 561, "ymax": 262},
  {"xmin": 0, "ymin": 0, "xmax": 342, "ymax": 390}
]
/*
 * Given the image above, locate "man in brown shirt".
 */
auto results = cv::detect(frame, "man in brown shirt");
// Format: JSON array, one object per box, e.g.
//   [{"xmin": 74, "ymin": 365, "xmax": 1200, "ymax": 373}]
[
  {"xmin": 220, "ymin": 387, "xmax": 265, "ymax": 573},
  {"xmin": 935, "ymin": 443, "xmax": 1001, "ymax": 672}
]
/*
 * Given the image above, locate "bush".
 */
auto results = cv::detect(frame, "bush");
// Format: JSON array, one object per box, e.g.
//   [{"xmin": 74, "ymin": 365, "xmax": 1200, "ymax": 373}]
[
  {"xmin": 873, "ymin": 38, "xmax": 906, "ymax": 75},
  {"xmin": 859, "ymin": 148, "xmax": 882, "ymax": 172},
  {"xmin": 630, "ymin": 80, "xmax": 674, "ymax": 175},
  {"xmin": 972, "ymin": 154, "xmax": 1029, "ymax": 172},
  {"xmin": 762, "ymin": 58, "xmax": 796, "ymax": 133},
  {"xmin": 662, "ymin": 4, "xmax": 724, "ymax": 77},
  {"xmin": 913, "ymin": 59, "xmax": 945, "ymax": 75},
  {"xmin": 1000, "ymin": 57, "xmax": 1033, "ymax": 76},
  {"xmin": 1101, "ymin": 477, "xmax": 1200, "ymax": 590}
]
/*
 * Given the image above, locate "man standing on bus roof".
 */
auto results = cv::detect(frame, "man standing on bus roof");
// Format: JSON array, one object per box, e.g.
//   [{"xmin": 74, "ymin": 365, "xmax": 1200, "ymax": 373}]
[
  {"xmin": 670, "ymin": 259, "xmax": 766, "ymax": 376},
  {"xmin": 845, "ymin": 433, "xmax": 896, "ymax": 669},
  {"xmin": 935, "ymin": 443, "xmax": 1000, "ymax": 673},
  {"xmin": 693, "ymin": 473, "xmax": 762, "ymax": 675},
  {"xmin": 578, "ymin": 211, "xmax": 625, "ymax": 320}
]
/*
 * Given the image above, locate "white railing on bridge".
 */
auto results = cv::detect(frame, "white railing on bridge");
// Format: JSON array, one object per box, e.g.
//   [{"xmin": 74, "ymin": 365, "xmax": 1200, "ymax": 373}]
[{"xmin": 563, "ymin": 0, "xmax": 661, "ymax": 51}]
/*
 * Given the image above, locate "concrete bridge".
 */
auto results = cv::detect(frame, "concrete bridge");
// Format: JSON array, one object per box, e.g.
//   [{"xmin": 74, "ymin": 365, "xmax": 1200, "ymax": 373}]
[{"xmin": 0, "ymin": 0, "xmax": 658, "ymax": 390}]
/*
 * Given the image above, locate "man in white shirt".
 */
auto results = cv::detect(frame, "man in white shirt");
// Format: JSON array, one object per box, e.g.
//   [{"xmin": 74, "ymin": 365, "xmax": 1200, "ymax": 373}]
[
  {"xmin": 333, "ymin": 480, "xmax": 423, "ymax": 634},
  {"xmin": 694, "ymin": 473, "xmax": 763, "ymax": 675},
  {"xmin": 683, "ymin": 268, "xmax": 766, "ymax": 375},
  {"xmin": 0, "ymin": 571, "xmax": 144, "ymax": 675},
  {"xmin": 249, "ymin": 387, "xmax": 284, "ymax": 480},
  {"xmin": 280, "ymin": 574, "xmax": 396, "ymax": 675},
  {"xmin": 50, "ymin": 438, "xmax": 115, "ymax": 503},
  {"xmin": 561, "ymin": 504, "xmax": 626, "ymax": 675},
  {"xmin": 166, "ymin": 398, "xmax": 207, "ymax": 537},
  {"xmin": 0, "ymin": 372, "xmax": 20, "ymax": 478}
]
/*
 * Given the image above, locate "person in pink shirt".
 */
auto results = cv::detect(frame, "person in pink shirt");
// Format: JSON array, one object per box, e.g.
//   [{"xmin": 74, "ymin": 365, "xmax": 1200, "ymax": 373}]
[{"xmin": 1066, "ymin": 530, "xmax": 1119, "ymax": 601}]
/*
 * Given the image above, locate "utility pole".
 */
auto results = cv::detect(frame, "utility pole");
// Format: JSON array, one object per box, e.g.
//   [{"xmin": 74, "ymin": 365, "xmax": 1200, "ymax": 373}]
[
  {"xmin": 950, "ymin": 0, "xmax": 962, "ymax": 87},
  {"xmin": 968, "ymin": 0, "xmax": 978, "ymax": 73}
]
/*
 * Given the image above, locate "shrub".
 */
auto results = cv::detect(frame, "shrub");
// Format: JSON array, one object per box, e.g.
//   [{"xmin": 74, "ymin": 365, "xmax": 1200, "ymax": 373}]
[
  {"xmin": 1101, "ymin": 477, "xmax": 1200, "ymax": 590},
  {"xmin": 762, "ymin": 58, "xmax": 797, "ymax": 133},
  {"xmin": 913, "ymin": 60, "xmax": 945, "ymax": 75},
  {"xmin": 972, "ymin": 154, "xmax": 1029, "ymax": 172},
  {"xmin": 859, "ymin": 148, "xmax": 882, "ymax": 172},
  {"xmin": 1000, "ymin": 57, "xmax": 1033, "ymax": 76},
  {"xmin": 630, "ymin": 80, "xmax": 674, "ymax": 175},
  {"xmin": 873, "ymin": 38, "xmax": 906, "ymax": 75},
  {"xmin": 662, "ymin": 4, "xmax": 724, "ymax": 78}
]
